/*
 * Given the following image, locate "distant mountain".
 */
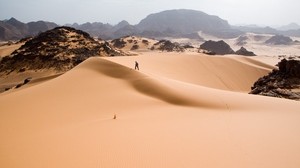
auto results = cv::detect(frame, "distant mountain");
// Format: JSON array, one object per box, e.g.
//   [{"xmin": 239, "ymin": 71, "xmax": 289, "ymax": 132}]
[
  {"xmin": 69, "ymin": 9, "xmax": 243, "ymax": 39},
  {"xmin": 0, "ymin": 17, "xmax": 58, "ymax": 41},
  {"xmin": 235, "ymin": 26, "xmax": 279, "ymax": 35},
  {"xmin": 136, "ymin": 9, "xmax": 242, "ymax": 38},
  {"xmin": 70, "ymin": 22, "xmax": 113, "ymax": 39},
  {"xmin": 137, "ymin": 9, "xmax": 230, "ymax": 33},
  {"xmin": 277, "ymin": 23, "xmax": 300, "ymax": 31},
  {"xmin": 2, "ymin": 10, "xmax": 300, "ymax": 41},
  {"xmin": 235, "ymin": 25, "xmax": 300, "ymax": 37}
]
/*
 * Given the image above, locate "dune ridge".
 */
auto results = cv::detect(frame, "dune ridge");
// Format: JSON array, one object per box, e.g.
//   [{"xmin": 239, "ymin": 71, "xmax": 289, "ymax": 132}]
[{"xmin": 105, "ymin": 52, "xmax": 273, "ymax": 92}]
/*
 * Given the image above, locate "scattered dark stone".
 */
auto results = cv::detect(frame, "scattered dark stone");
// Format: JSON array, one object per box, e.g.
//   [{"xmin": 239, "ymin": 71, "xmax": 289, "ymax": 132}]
[
  {"xmin": 24, "ymin": 77, "xmax": 32, "ymax": 84},
  {"xmin": 200, "ymin": 40, "xmax": 235, "ymax": 55},
  {"xmin": 111, "ymin": 38, "xmax": 126, "ymax": 48},
  {"xmin": 250, "ymin": 59, "xmax": 300, "ymax": 100},
  {"xmin": 142, "ymin": 39, "xmax": 149, "ymax": 45},
  {"xmin": 235, "ymin": 47, "xmax": 256, "ymax": 56},
  {"xmin": 131, "ymin": 44, "xmax": 139, "ymax": 50},
  {"xmin": 154, "ymin": 40, "xmax": 185, "ymax": 52},
  {"xmin": 18, "ymin": 68, "xmax": 26, "ymax": 73},
  {"xmin": 15, "ymin": 83, "xmax": 23, "ymax": 88}
]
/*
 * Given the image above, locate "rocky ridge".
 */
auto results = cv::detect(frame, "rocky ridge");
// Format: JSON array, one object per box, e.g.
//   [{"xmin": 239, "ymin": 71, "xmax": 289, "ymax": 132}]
[{"xmin": 0, "ymin": 26, "xmax": 124, "ymax": 74}]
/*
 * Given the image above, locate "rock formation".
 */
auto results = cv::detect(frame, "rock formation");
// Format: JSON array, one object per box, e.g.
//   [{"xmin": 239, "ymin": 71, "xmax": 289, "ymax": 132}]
[
  {"xmin": 199, "ymin": 40, "xmax": 235, "ymax": 55},
  {"xmin": 152, "ymin": 40, "xmax": 185, "ymax": 52},
  {"xmin": 265, "ymin": 35, "xmax": 294, "ymax": 45},
  {"xmin": 235, "ymin": 47, "xmax": 256, "ymax": 56},
  {"xmin": 0, "ymin": 26, "xmax": 124, "ymax": 74},
  {"xmin": 250, "ymin": 59, "xmax": 300, "ymax": 100}
]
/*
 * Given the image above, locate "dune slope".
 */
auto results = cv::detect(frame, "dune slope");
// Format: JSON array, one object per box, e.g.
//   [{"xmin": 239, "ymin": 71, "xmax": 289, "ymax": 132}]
[
  {"xmin": 105, "ymin": 52, "xmax": 274, "ymax": 92},
  {"xmin": 1, "ymin": 56, "xmax": 300, "ymax": 168}
]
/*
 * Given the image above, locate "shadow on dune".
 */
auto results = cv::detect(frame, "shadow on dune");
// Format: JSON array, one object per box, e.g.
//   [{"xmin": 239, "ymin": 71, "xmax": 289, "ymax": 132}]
[{"xmin": 78, "ymin": 57, "xmax": 224, "ymax": 108}]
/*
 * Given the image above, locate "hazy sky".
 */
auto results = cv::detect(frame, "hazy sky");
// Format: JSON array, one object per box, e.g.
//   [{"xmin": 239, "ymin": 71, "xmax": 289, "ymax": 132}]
[{"xmin": 0, "ymin": 0, "xmax": 299, "ymax": 26}]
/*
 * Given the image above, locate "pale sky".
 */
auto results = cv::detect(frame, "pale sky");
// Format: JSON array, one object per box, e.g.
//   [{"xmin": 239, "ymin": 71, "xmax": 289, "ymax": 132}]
[{"xmin": 0, "ymin": 0, "xmax": 299, "ymax": 26}]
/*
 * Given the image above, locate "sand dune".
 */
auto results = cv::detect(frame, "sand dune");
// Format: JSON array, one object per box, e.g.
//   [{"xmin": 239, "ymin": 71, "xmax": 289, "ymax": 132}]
[
  {"xmin": 1, "ymin": 54, "xmax": 300, "ymax": 168},
  {"xmin": 105, "ymin": 52, "xmax": 273, "ymax": 92}
]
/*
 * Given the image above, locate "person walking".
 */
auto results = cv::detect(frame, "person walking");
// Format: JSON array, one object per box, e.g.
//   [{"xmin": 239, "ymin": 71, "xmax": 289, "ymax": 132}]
[{"xmin": 135, "ymin": 61, "xmax": 139, "ymax": 70}]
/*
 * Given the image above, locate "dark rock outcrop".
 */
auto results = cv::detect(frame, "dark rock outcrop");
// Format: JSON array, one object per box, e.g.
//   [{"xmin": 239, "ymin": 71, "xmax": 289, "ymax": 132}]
[
  {"xmin": 0, "ymin": 27, "xmax": 124, "ymax": 73},
  {"xmin": 265, "ymin": 35, "xmax": 293, "ymax": 45},
  {"xmin": 235, "ymin": 47, "xmax": 256, "ymax": 56},
  {"xmin": 200, "ymin": 40, "xmax": 235, "ymax": 55},
  {"xmin": 153, "ymin": 40, "xmax": 185, "ymax": 52},
  {"xmin": 250, "ymin": 59, "xmax": 300, "ymax": 100},
  {"xmin": 111, "ymin": 38, "xmax": 127, "ymax": 48}
]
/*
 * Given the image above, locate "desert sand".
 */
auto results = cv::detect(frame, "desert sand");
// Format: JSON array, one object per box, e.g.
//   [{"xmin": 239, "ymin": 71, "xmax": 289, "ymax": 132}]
[
  {"xmin": 1, "ymin": 52, "xmax": 300, "ymax": 168},
  {"xmin": 0, "ymin": 43, "xmax": 24, "ymax": 57}
]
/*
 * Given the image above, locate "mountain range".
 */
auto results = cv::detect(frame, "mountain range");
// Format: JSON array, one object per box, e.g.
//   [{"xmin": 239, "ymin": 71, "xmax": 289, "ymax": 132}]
[
  {"xmin": 1, "ymin": 9, "xmax": 300, "ymax": 41},
  {"xmin": 0, "ymin": 17, "xmax": 58, "ymax": 41}
]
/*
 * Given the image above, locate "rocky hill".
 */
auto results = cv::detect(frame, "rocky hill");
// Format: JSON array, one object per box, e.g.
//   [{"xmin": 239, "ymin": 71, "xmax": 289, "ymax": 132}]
[
  {"xmin": 199, "ymin": 40, "xmax": 235, "ymax": 55},
  {"xmin": 265, "ymin": 35, "xmax": 294, "ymax": 45},
  {"xmin": 110, "ymin": 36, "xmax": 157, "ymax": 51},
  {"xmin": 151, "ymin": 40, "xmax": 185, "ymax": 52},
  {"xmin": 0, "ymin": 26, "xmax": 124, "ymax": 74},
  {"xmin": 0, "ymin": 18, "xmax": 58, "ymax": 41},
  {"xmin": 200, "ymin": 40, "xmax": 256, "ymax": 56},
  {"xmin": 235, "ymin": 47, "xmax": 256, "ymax": 56},
  {"xmin": 250, "ymin": 59, "xmax": 300, "ymax": 100},
  {"xmin": 110, "ymin": 36, "xmax": 187, "ymax": 52}
]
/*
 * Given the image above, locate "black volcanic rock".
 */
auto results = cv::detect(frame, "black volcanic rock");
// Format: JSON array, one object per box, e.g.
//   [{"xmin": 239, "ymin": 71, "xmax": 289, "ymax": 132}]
[
  {"xmin": 265, "ymin": 35, "xmax": 294, "ymax": 45},
  {"xmin": 200, "ymin": 40, "xmax": 235, "ymax": 55},
  {"xmin": 0, "ymin": 27, "xmax": 124, "ymax": 73},
  {"xmin": 250, "ymin": 59, "xmax": 300, "ymax": 100},
  {"xmin": 235, "ymin": 47, "xmax": 256, "ymax": 56}
]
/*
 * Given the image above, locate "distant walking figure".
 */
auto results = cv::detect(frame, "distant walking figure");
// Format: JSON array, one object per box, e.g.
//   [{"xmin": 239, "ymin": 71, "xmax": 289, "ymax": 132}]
[{"xmin": 135, "ymin": 61, "xmax": 139, "ymax": 70}]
